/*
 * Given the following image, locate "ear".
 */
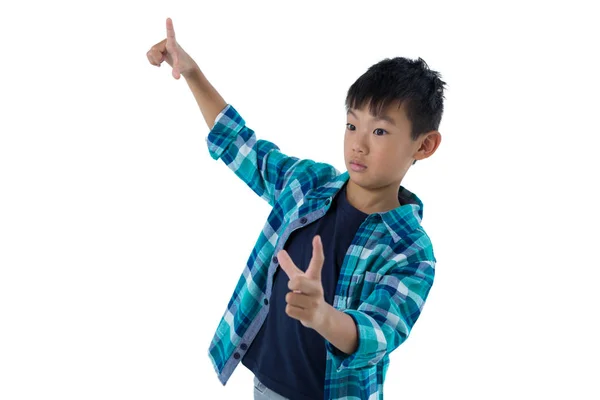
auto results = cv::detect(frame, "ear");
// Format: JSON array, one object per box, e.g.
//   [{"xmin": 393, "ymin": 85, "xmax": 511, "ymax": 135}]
[{"xmin": 413, "ymin": 130, "xmax": 441, "ymax": 162}]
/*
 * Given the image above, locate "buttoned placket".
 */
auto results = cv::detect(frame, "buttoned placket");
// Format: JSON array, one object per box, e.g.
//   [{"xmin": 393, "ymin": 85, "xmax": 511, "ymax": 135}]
[{"xmin": 232, "ymin": 197, "xmax": 333, "ymax": 361}]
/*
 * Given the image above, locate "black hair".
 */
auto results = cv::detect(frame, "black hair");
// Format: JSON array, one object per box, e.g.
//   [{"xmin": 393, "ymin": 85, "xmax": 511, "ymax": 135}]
[{"xmin": 345, "ymin": 57, "xmax": 447, "ymax": 165}]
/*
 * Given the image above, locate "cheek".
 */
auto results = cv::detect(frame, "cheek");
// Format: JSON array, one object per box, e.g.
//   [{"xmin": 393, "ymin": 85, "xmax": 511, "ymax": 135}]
[
  {"xmin": 374, "ymin": 146, "xmax": 403, "ymax": 167},
  {"xmin": 343, "ymin": 135, "xmax": 352, "ymax": 152}
]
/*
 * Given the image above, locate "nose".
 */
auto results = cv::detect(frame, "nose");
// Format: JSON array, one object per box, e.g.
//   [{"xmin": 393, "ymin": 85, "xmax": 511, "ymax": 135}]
[{"xmin": 352, "ymin": 131, "xmax": 367, "ymax": 154}]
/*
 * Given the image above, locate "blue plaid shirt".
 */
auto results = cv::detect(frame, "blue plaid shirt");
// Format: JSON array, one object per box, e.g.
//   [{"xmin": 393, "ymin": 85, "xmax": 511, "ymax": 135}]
[{"xmin": 205, "ymin": 104, "xmax": 436, "ymax": 399}]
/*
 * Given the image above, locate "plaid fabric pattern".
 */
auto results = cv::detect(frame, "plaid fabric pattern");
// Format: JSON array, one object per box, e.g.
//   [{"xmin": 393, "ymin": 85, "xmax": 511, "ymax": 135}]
[{"xmin": 205, "ymin": 104, "xmax": 436, "ymax": 399}]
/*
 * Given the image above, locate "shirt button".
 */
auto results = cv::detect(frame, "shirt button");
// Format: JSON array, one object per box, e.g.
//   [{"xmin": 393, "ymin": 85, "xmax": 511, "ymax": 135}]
[
  {"xmin": 272, "ymin": 256, "xmax": 278, "ymax": 264},
  {"xmin": 240, "ymin": 343, "xmax": 248, "ymax": 351},
  {"xmin": 325, "ymin": 199, "xmax": 331, "ymax": 205},
  {"xmin": 233, "ymin": 352, "xmax": 240, "ymax": 360},
  {"xmin": 300, "ymin": 217, "xmax": 307, "ymax": 224},
  {"xmin": 263, "ymin": 298, "xmax": 269, "ymax": 306}
]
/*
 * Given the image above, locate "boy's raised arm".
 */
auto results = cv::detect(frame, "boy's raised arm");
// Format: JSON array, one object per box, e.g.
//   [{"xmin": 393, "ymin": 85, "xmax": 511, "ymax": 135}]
[
  {"xmin": 148, "ymin": 18, "xmax": 339, "ymax": 206},
  {"xmin": 184, "ymin": 67, "xmax": 227, "ymax": 130},
  {"xmin": 147, "ymin": 17, "xmax": 226, "ymax": 128}
]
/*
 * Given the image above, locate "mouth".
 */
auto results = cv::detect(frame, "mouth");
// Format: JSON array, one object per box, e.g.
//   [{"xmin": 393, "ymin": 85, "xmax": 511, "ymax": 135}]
[
  {"xmin": 350, "ymin": 161, "xmax": 367, "ymax": 172},
  {"xmin": 350, "ymin": 161, "xmax": 367, "ymax": 168}
]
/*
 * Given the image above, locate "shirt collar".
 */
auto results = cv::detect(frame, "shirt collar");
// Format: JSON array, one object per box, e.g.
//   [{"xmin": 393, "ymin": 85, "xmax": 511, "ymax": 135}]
[{"xmin": 305, "ymin": 171, "xmax": 424, "ymax": 242}]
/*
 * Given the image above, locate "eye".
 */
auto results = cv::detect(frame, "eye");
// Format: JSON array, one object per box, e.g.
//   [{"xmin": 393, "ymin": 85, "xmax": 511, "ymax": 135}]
[
  {"xmin": 346, "ymin": 123, "xmax": 356, "ymax": 131},
  {"xmin": 374, "ymin": 128, "xmax": 387, "ymax": 136}
]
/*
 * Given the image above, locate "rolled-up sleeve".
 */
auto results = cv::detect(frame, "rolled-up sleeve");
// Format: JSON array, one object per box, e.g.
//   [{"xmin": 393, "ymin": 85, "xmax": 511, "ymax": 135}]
[
  {"xmin": 206, "ymin": 104, "xmax": 337, "ymax": 207},
  {"xmin": 326, "ymin": 258, "xmax": 435, "ymax": 371}
]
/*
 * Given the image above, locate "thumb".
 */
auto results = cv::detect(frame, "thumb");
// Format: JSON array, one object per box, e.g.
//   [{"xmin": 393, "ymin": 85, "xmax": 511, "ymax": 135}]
[
  {"xmin": 277, "ymin": 249, "xmax": 302, "ymax": 281},
  {"xmin": 306, "ymin": 235, "xmax": 324, "ymax": 281}
]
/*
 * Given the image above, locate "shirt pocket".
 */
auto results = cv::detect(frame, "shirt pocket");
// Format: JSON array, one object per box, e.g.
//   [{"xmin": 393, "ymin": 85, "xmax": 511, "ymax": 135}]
[{"xmin": 346, "ymin": 271, "xmax": 384, "ymax": 308}]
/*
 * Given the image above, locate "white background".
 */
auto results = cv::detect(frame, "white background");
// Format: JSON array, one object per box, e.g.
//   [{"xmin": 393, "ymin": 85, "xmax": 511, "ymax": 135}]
[{"xmin": 1, "ymin": 0, "xmax": 599, "ymax": 399}]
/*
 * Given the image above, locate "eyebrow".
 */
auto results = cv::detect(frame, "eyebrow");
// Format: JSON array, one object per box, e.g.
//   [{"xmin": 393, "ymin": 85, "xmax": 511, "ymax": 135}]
[{"xmin": 347, "ymin": 109, "xmax": 397, "ymax": 127}]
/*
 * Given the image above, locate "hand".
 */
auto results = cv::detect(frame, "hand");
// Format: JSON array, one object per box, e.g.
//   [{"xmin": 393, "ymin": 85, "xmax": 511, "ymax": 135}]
[
  {"xmin": 146, "ymin": 18, "xmax": 199, "ymax": 80},
  {"xmin": 277, "ymin": 235, "xmax": 330, "ymax": 330}
]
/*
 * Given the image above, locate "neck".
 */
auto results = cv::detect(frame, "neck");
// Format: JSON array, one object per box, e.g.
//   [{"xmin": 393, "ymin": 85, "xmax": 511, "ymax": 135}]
[{"xmin": 345, "ymin": 179, "xmax": 401, "ymax": 214}]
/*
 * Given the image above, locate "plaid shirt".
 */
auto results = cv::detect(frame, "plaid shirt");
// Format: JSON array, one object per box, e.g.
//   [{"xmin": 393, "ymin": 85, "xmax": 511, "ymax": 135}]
[{"xmin": 205, "ymin": 104, "xmax": 436, "ymax": 399}]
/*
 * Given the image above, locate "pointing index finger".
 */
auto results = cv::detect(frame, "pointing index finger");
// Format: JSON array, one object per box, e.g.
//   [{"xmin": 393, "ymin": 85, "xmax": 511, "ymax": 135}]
[
  {"xmin": 166, "ymin": 17, "xmax": 176, "ymax": 43},
  {"xmin": 166, "ymin": 17, "xmax": 179, "ymax": 73},
  {"xmin": 306, "ymin": 235, "xmax": 324, "ymax": 280}
]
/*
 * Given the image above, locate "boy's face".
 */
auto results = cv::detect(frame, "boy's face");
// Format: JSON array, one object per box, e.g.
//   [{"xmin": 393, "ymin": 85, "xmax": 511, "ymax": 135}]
[{"xmin": 344, "ymin": 101, "xmax": 437, "ymax": 190}]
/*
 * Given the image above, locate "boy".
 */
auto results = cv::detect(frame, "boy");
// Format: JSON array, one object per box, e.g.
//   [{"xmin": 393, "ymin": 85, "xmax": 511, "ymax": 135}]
[{"xmin": 147, "ymin": 17, "xmax": 445, "ymax": 400}]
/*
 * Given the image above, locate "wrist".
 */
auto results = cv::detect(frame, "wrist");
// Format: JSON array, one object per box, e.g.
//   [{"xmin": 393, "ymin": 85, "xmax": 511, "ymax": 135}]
[
  {"xmin": 182, "ymin": 63, "xmax": 202, "ymax": 81},
  {"xmin": 316, "ymin": 303, "xmax": 335, "ymax": 336},
  {"xmin": 316, "ymin": 304, "xmax": 358, "ymax": 355}
]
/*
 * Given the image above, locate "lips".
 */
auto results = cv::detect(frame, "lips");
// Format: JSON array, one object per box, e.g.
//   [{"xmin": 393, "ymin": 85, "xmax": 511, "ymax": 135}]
[{"xmin": 350, "ymin": 160, "xmax": 367, "ymax": 168}]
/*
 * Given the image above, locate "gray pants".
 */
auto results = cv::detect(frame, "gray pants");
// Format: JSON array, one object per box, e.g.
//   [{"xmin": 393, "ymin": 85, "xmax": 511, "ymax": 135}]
[{"xmin": 253, "ymin": 375, "xmax": 289, "ymax": 400}]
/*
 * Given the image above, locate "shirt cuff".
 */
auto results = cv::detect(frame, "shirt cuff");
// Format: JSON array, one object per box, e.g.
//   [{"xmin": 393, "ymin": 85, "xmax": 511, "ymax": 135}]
[
  {"xmin": 205, "ymin": 104, "xmax": 245, "ymax": 160},
  {"xmin": 325, "ymin": 309, "xmax": 387, "ymax": 372}
]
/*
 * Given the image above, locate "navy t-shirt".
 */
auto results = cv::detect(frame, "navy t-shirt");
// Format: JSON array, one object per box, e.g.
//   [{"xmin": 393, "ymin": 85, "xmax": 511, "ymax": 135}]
[{"xmin": 242, "ymin": 181, "xmax": 369, "ymax": 400}]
